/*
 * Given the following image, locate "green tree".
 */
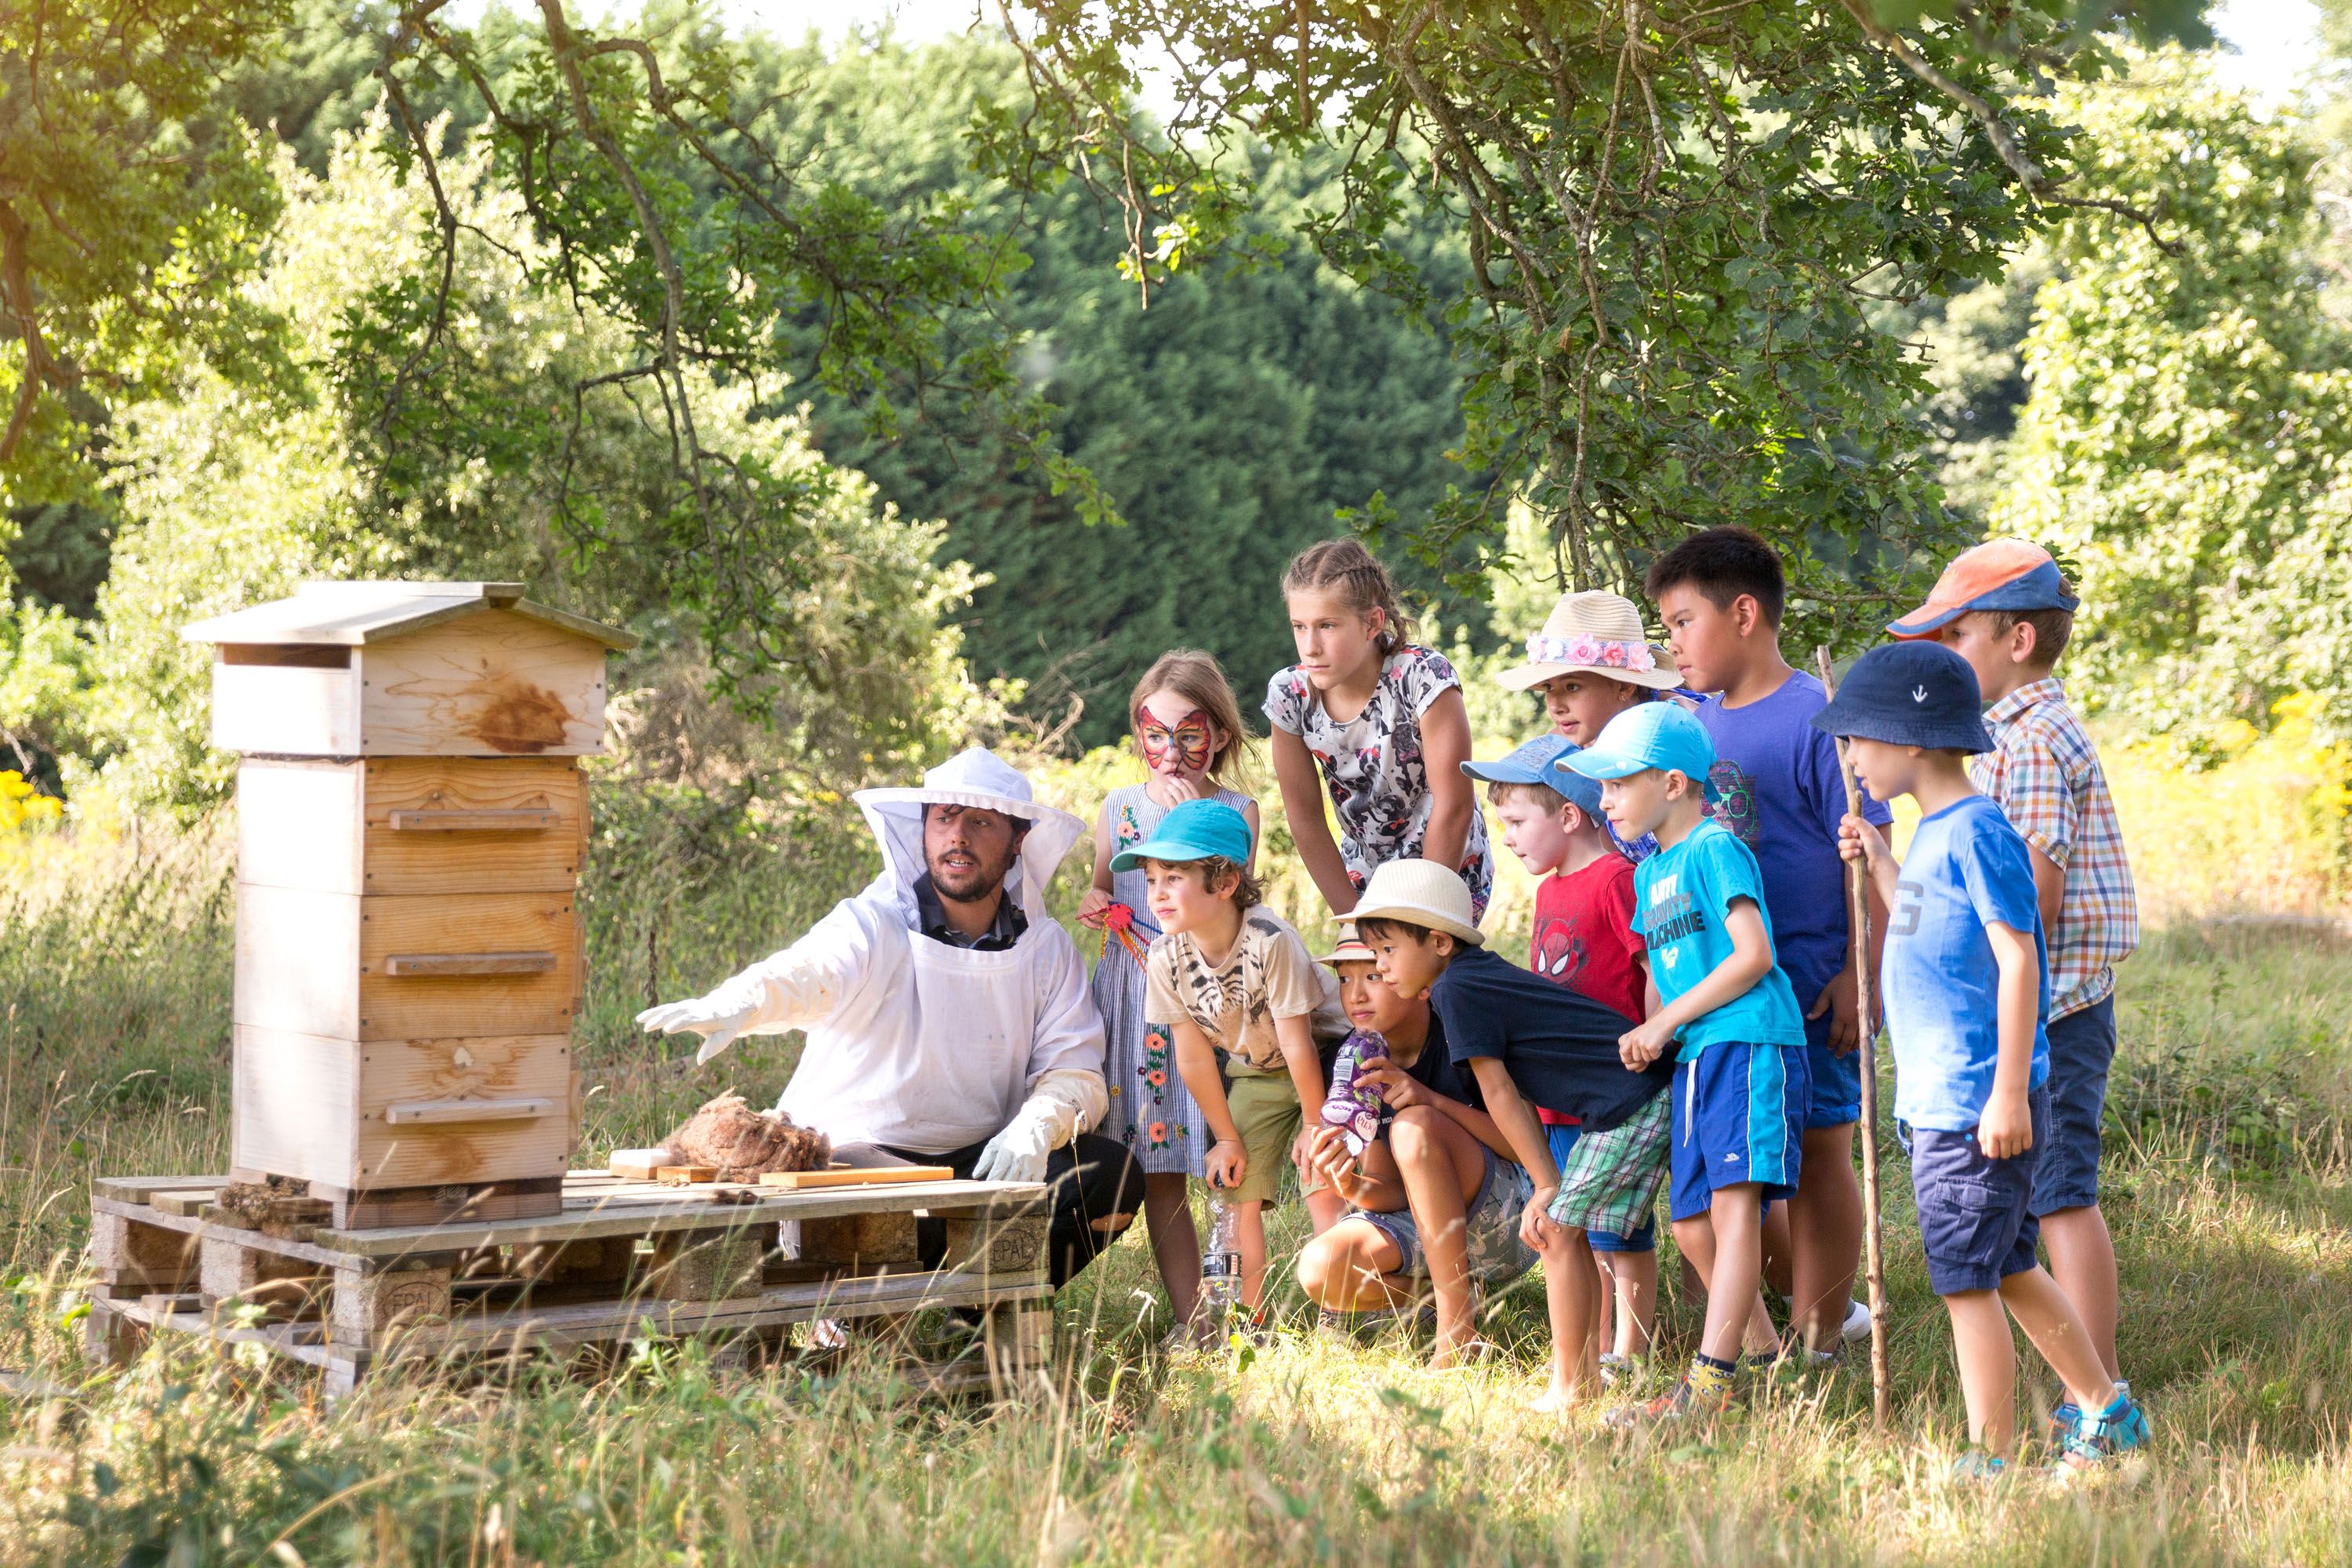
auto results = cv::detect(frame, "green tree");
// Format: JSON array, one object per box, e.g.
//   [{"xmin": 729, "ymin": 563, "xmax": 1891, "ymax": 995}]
[
  {"xmin": 85, "ymin": 129, "xmax": 998, "ymax": 816},
  {"xmin": 0, "ymin": 0, "xmax": 295, "ymax": 504},
  {"xmin": 987, "ymin": 1, "xmax": 2179, "ymax": 650},
  {"xmin": 1997, "ymin": 48, "xmax": 2352, "ymax": 746}
]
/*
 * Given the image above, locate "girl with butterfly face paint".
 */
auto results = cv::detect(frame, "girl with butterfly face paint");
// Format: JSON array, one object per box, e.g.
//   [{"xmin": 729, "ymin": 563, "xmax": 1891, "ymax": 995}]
[{"xmin": 1080, "ymin": 650, "xmax": 1268, "ymax": 1340}]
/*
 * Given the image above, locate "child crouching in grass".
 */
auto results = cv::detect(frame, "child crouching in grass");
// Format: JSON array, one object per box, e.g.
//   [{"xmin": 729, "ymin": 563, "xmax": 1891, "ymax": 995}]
[
  {"xmin": 1297, "ymin": 927, "xmax": 1536, "ymax": 1367},
  {"xmin": 1345, "ymin": 859, "xmax": 1674, "ymax": 1400},
  {"xmin": 1821, "ymin": 643, "xmax": 2150, "ymax": 1478},
  {"xmin": 1127, "ymin": 799, "xmax": 1349, "ymax": 1327}
]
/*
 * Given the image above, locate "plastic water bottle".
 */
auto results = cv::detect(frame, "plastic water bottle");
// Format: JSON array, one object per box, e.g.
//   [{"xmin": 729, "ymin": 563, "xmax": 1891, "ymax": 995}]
[
  {"xmin": 1319, "ymin": 1029, "xmax": 1391, "ymax": 1157},
  {"xmin": 1200, "ymin": 1196, "xmax": 1243, "ymax": 1324}
]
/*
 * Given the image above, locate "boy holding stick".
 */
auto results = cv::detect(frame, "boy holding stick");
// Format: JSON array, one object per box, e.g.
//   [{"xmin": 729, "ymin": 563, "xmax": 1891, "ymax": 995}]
[{"xmin": 1820, "ymin": 643, "xmax": 2149, "ymax": 1476}]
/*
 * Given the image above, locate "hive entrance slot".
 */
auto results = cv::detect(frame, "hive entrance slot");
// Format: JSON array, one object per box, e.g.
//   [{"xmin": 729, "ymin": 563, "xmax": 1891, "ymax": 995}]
[{"xmin": 220, "ymin": 644, "xmax": 350, "ymax": 669}]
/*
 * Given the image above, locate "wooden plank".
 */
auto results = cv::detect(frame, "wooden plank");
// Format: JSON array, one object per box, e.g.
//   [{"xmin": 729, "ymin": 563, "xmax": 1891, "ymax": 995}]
[
  {"xmin": 318, "ymin": 1174, "xmax": 566, "ymax": 1231},
  {"xmin": 236, "ymin": 759, "xmax": 364, "ymax": 895},
  {"xmin": 356, "ymin": 610, "xmax": 607, "ymax": 757},
  {"xmin": 94, "ymin": 1174, "xmax": 231, "ymax": 1203},
  {"xmin": 757, "ymin": 1166, "xmax": 956, "ymax": 1192},
  {"xmin": 310, "ymin": 1178, "xmax": 1050, "ymax": 1258},
  {"xmin": 388, "ymin": 808, "xmax": 557, "ymax": 832},
  {"xmin": 382, "ymin": 952, "xmax": 555, "ymax": 978},
  {"xmin": 147, "ymin": 1190, "xmax": 220, "ymax": 1218},
  {"xmin": 210, "ymin": 661, "xmax": 362, "ymax": 756},
  {"xmin": 655, "ymin": 1166, "xmax": 719, "ymax": 1186},
  {"xmin": 365, "ymin": 757, "xmax": 583, "ymax": 896},
  {"xmin": 231, "ymin": 1024, "xmax": 359, "ymax": 1189},
  {"xmin": 90, "ymin": 1196, "xmax": 374, "ymax": 1272},
  {"xmin": 381, "ymin": 1096, "xmax": 554, "ymax": 1126},
  {"xmin": 232, "ymin": 887, "xmax": 578, "ymax": 1040}
]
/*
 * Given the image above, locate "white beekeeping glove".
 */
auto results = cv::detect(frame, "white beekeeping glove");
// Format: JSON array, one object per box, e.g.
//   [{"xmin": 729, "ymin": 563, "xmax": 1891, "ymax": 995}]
[
  {"xmin": 971, "ymin": 1070, "xmax": 1104, "ymax": 1184},
  {"xmin": 636, "ymin": 993, "xmax": 760, "ymax": 1066}
]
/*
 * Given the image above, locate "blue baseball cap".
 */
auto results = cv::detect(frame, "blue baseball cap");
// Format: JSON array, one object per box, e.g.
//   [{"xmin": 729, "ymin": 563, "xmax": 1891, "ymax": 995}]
[
  {"xmin": 1541, "ymin": 750, "xmax": 1606, "ymax": 822},
  {"xmin": 1461, "ymin": 733, "xmax": 1575, "ymax": 787},
  {"xmin": 1810, "ymin": 642, "xmax": 1994, "ymax": 753},
  {"xmin": 1888, "ymin": 539, "xmax": 2079, "ymax": 639},
  {"xmin": 1109, "ymin": 797, "xmax": 1255, "ymax": 873},
  {"xmin": 1559, "ymin": 702, "xmax": 1721, "ymax": 801}
]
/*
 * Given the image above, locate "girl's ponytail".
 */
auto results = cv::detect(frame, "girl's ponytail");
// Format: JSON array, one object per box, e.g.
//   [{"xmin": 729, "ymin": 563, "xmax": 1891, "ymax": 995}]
[{"xmin": 1282, "ymin": 539, "xmax": 1411, "ymax": 658}]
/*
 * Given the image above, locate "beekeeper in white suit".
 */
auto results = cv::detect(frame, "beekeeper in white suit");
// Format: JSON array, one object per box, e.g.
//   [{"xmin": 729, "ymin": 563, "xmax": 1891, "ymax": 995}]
[{"xmin": 639, "ymin": 747, "xmax": 1141, "ymax": 1287}]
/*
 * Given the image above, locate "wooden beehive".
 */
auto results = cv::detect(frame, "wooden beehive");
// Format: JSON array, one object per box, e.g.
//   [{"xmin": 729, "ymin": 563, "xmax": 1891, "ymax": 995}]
[{"xmin": 183, "ymin": 582, "xmax": 637, "ymax": 1220}]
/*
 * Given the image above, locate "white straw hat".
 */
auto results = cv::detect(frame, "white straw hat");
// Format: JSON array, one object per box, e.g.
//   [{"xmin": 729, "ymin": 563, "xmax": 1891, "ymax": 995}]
[
  {"xmin": 1494, "ymin": 590, "xmax": 1682, "ymax": 692},
  {"xmin": 1350, "ymin": 860, "xmax": 1486, "ymax": 948},
  {"xmin": 1319, "ymin": 922, "xmax": 1377, "ymax": 967}
]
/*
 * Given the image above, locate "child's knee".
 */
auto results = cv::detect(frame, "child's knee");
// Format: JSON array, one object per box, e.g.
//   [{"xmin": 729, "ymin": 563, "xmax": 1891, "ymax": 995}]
[
  {"xmin": 1388, "ymin": 1106, "xmax": 1446, "ymax": 1163},
  {"xmin": 1297, "ymin": 1236, "xmax": 1342, "ymax": 1303}
]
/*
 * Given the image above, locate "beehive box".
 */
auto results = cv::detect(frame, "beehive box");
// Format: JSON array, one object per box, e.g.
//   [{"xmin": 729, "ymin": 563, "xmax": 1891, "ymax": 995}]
[{"xmin": 183, "ymin": 583, "xmax": 637, "ymax": 1218}]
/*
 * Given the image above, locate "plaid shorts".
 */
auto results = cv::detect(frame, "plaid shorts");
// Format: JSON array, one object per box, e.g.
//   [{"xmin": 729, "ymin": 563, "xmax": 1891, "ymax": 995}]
[{"xmin": 1547, "ymin": 1089, "xmax": 1671, "ymax": 1236}]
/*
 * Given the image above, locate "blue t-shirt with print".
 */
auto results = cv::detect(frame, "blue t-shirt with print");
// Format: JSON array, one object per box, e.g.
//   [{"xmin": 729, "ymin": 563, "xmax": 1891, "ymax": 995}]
[
  {"xmin": 1692, "ymin": 673, "xmax": 1893, "ymax": 1005},
  {"xmin": 1884, "ymin": 794, "xmax": 2052, "ymax": 1132},
  {"xmin": 1633, "ymin": 818, "xmax": 1808, "ymax": 1060}
]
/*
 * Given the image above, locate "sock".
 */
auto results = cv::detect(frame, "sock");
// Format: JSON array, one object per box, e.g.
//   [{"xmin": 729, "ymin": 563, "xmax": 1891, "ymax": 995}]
[{"xmin": 1685, "ymin": 1352, "xmax": 1738, "ymax": 1402}]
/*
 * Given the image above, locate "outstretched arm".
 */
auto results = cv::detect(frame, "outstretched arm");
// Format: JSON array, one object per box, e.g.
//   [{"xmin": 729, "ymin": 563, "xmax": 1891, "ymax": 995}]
[{"xmin": 637, "ymin": 901, "xmax": 876, "ymax": 1065}]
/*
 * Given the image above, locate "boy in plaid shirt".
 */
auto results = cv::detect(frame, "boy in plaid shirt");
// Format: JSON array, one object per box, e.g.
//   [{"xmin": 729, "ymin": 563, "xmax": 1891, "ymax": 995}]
[{"xmin": 1890, "ymin": 539, "xmax": 2139, "ymax": 1428}]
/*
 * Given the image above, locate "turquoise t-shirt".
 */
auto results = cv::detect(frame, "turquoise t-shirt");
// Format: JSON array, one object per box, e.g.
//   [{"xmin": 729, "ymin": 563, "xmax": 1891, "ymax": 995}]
[{"xmin": 1633, "ymin": 818, "xmax": 1809, "ymax": 1060}]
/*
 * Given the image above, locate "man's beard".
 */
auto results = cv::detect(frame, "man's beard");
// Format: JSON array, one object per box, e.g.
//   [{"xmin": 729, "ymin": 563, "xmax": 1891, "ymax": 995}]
[{"xmin": 927, "ymin": 848, "xmax": 1013, "ymax": 904}]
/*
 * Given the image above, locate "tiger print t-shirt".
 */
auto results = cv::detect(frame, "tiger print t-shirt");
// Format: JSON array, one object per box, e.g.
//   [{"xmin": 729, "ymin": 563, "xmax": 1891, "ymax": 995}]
[{"xmin": 1144, "ymin": 906, "xmax": 1348, "ymax": 1075}]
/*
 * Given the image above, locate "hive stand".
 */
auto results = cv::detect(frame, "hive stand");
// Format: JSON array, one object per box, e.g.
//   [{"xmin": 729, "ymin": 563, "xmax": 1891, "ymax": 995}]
[
  {"xmin": 85, "ymin": 1171, "xmax": 1055, "ymax": 1399},
  {"xmin": 180, "ymin": 581, "xmax": 637, "ymax": 1228}
]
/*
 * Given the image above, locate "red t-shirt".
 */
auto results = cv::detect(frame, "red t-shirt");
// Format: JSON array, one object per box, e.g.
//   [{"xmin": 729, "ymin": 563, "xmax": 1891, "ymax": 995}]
[{"xmin": 1530, "ymin": 853, "xmax": 1649, "ymax": 1127}]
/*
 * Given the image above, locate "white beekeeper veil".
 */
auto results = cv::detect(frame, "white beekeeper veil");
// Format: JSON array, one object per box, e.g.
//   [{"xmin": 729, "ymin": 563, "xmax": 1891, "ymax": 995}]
[{"xmin": 854, "ymin": 747, "xmax": 1087, "ymax": 928}]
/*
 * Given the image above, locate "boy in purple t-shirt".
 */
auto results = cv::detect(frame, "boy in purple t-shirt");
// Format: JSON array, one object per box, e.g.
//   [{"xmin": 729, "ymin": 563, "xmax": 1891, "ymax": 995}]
[{"xmin": 1644, "ymin": 526, "xmax": 1892, "ymax": 1359}]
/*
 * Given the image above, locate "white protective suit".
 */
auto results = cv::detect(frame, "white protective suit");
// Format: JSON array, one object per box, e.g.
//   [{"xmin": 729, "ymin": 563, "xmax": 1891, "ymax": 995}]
[{"xmin": 644, "ymin": 749, "xmax": 1108, "ymax": 1160}]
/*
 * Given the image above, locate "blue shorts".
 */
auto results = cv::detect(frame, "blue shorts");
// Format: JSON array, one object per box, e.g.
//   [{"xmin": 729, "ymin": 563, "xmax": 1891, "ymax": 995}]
[
  {"xmin": 1907, "ymin": 1087, "xmax": 2050, "ymax": 1294},
  {"xmin": 1545, "ymin": 1124, "xmax": 1656, "ymax": 1252},
  {"xmin": 2030, "ymin": 996, "xmax": 2115, "ymax": 1217},
  {"xmin": 1801, "ymin": 1005, "xmax": 1862, "ymax": 1130},
  {"xmin": 1668, "ymin": 1041, "xmax": 1806, "ymax": 1222}
]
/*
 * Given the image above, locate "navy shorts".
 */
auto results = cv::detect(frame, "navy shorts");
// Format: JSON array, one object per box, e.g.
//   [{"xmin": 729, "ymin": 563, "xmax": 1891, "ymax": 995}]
[
  {"xmin": 1668, "ymin": 1041, "xmax": 1807, "ymax": 1223},
  {"xmin": 2030, "ymin": 996, "xmax": 2116, "ymax": 1217},
  {"xmin": 1545, "ymin": 1124, "xmax": 1657, "ymax": 1252},
  {"xmin": 1802, "ymin": 1005, "xmax": 1863, "ymax": 1131},
  {"xmin": 1907, "ymin": 1087, "xmax": 2051, "ymax": 1294}
]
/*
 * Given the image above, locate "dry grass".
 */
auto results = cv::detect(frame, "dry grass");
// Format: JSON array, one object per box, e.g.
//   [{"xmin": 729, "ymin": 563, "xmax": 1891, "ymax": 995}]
[{"xmin": 1, "ymin": 804, "xmax": 2349, "ymax": 1566}]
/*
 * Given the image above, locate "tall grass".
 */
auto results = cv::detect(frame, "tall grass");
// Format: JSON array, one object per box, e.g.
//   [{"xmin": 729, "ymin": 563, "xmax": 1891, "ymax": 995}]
[{"xmin": 2, "ymin": 779, "xmax": 2350, "ymax": 1566}]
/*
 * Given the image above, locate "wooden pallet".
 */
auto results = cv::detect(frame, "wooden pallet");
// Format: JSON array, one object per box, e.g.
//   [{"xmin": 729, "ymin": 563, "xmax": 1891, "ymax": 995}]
[{"xmin": 85, "ymin": 1169, "xmax": 1055, "ymax": 1399}]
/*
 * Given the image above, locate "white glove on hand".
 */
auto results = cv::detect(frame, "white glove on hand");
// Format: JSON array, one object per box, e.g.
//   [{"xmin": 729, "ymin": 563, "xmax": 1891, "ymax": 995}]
[
  {"xmin": 971, "ymin": 1109, "xmax": 1056, "ymax": 1185},
  {"xmin": 635, "ymin": 996, "xmax": 760, "ymax": 1066}
]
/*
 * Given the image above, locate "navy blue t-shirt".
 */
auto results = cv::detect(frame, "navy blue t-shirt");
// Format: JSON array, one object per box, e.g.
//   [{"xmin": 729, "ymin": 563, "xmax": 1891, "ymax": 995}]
[
  {"xmin": 1433, "ymin": 946, "xmax": 1673, "ymax": 1132},
  {"xmin": 1693, "ymin": 673, "xmax": 1893, "ymax": 1004}
]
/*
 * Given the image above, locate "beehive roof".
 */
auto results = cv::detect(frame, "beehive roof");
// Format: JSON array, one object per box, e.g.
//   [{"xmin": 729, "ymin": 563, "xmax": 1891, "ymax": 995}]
[{"xmin": 180, "ymin": 581, "xmax": 639, "ymax": 651}]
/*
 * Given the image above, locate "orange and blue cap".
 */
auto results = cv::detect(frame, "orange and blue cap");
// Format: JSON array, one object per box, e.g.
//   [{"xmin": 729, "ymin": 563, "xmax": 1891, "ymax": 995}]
[{"xmin": 1887, "ymin": 539, "xmax": 2078, "ymax": 640}]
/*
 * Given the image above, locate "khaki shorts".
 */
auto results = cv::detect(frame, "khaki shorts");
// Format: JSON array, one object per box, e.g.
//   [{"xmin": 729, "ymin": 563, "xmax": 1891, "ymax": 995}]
[{"xmin": 1222, "ymin": 1071, "xmax": 1327, "ymax": 1207}]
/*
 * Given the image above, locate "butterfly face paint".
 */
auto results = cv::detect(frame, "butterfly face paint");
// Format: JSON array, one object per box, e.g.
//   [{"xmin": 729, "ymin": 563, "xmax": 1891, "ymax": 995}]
[{"xmin": 1135, "ymin": 702, "xmax": 1214, "ymax": 776}]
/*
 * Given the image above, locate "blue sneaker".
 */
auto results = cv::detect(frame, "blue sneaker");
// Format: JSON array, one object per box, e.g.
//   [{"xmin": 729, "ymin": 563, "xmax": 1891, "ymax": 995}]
[
  {"xmin": 1948, "ymin": 1447, "xmax": 2008, "ymax": 1483},
  {"xmin": 2056, "ymin": 1391, "xmax": 2151, "ymax": 1473},
  {"xmin": 2047, "ymin": 1377, "xmax": 2131, "ymax": 1449}
]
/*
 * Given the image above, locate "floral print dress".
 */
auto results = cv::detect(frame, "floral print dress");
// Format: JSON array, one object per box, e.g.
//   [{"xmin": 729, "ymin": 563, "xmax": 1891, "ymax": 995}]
[
  {"xmin": 1090, "ymin": 784, "xmax": 1250, "ymax": 1175},
  {"xmin": 1263, "ymin": 644, "xmax": 1494, "ymax": 918}
]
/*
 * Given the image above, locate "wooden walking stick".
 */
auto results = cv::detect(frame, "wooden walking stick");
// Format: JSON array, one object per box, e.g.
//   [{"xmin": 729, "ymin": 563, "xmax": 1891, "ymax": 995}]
[{"xmin": 1817, "ymin": 646, "xmax": 1892, "ymax": 1429}]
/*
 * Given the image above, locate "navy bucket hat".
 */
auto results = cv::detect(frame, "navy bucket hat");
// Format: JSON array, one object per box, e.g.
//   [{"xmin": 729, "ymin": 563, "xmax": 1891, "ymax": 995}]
[{"xmin": 1810, "ymin": 643, "xmax": 1994, "ymax": 753}]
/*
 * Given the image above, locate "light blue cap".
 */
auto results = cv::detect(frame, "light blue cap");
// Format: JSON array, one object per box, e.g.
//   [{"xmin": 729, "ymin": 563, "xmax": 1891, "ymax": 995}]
[
  {"xmin": 1109, "ymin": 798, "xmax": 1255, "ymax": 874},
  {"xmin": 1461, "ymin": 733, "xmax": 1574, "ymax": 787},
  {"xmin": 1541, "ymin": 750, "xmax": 1606, "ymax": 820},
  {"xmin": 1559, "ymin": 702, "xmax": 1722, "ymax": 802}
]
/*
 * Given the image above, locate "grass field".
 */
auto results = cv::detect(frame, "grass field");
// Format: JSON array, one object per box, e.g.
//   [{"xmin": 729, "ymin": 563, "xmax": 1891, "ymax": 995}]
[{"xmin": 2, "ymin": 808, "xmax": 2350, "ymax": 1566}]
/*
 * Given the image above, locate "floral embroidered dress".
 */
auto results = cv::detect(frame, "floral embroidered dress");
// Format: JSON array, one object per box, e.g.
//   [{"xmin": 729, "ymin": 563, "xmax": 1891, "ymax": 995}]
[
  {"xmin": 1090, "ymin": 783, "xmax": 1250, "ymax": 1174},
  {"xmin": 1263, "ymin": 644, "xmax": 1495, "ymax": 918}
]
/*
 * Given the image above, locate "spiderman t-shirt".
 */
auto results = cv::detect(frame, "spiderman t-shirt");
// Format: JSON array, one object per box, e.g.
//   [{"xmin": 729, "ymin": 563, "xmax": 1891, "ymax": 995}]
[{"xmin": 1528, "ymin": 852, "xmax": 1648, "ymax": 1126}]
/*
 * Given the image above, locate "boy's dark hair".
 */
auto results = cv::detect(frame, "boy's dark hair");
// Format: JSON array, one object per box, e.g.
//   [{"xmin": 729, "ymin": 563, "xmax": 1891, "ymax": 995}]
[
  {"xmin": 1146, "ymin": 854, "xmax": 1264, "ymax": 909},
  {"xmin": 1644, "ymin": 525, "xmax": 1786, "ymax": 627},
  {"xmin": 1983, "ymin": 606, "xmax": 2074, "ymax": 669},
  {"xmin": 1352, "ymin": 915, "xmax": 1442, "ymax": 948}
]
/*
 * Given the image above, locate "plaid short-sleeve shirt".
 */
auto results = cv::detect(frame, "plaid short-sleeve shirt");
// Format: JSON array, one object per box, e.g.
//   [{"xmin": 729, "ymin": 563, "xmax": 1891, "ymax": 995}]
[{"xmin": 1968, "ymin": 678, "xmax": 2139, "ymax": 1018}]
